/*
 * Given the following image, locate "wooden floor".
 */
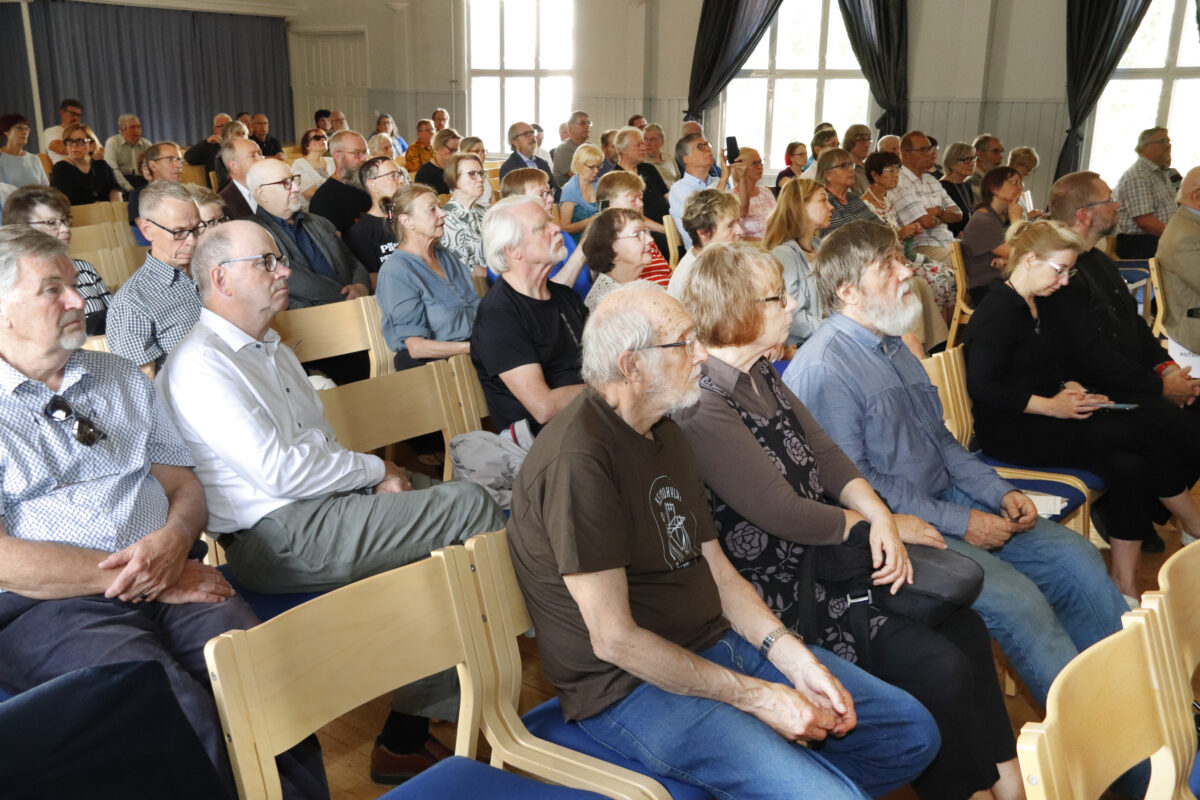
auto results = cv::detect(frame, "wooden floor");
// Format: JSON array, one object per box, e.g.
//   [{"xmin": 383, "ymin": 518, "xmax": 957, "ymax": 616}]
[{"xmin": 315, "ymin": 512, "xmax": 1191, "ymax": 800}]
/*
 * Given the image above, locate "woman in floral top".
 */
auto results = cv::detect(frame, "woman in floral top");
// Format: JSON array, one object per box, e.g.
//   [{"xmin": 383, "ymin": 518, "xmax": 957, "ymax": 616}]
[{"xmin": 439, "ymin": 152, "xmax": 488, "ymax": 277}]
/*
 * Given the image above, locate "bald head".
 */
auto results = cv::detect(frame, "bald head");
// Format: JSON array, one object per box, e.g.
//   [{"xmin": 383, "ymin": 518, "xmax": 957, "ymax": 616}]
[
  {"xmin": 877, "ymin": 135, "xmax": 900, "ymax": 155},
  {"xmin": 1179, "ymin": 166, "xmax": 1200, "ymax": 211},
  {"xmin": 222, "ymin": 138, "xmax": 263, "ymax": 184},
  {"xmin": 248, "ymin": 158, "xmax": 299, "ymax": 219},
  {"xmin": 681, "ymin": 121, "xmax": 703, "ymax": 137},
  {"xmin": 192, "ymin": 220, "xmax": 291, "ymax": 338},
  {"xmin": 193, "ymin": 220, "xmax": 269, "ymax": 297}
]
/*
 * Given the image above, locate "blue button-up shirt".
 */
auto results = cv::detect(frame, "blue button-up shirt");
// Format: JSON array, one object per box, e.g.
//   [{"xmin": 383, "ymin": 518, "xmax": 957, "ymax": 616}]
[
  {"xmin": 783, "ymin": 313, "xmax": 1014, "ymax": 536},
  {"xmin": 668, "ymin": 171, "xmax": 719, "ymax": 250},
  {"xmin": 0, "ymin": 351, "xmax": 194, "ymax": 561},
  {"xmin": 266, "ymin": 210, "xmax": 337, "ymax": 280}
]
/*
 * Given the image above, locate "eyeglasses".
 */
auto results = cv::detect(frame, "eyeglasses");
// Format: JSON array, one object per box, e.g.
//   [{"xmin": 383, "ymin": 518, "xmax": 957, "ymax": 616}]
[
  {"xmin": 761, "ymin": 293, "xmax": 788, "ymax": 306},
  {"xmin": 198, "ymin": 214, "xmax": 228, "ymax": 232},
  {"xmin": 616, "ymin": 229, "xmax": 651, "ymax": 241},
  {"xmin": 958, "ymin": 156, "xmax": 978, "ymax": 163},
  {"xmin": 28, "ymin": 216, "xmax": 72, "ymax": 231},
  {"xmin": 1145, "ymin": 138, "xmax": 1171, "ymax": 147},
  {"xmin": 905, "ymin": 145, "xmax": 936, "ymax": 153},
  {"xmin": 514, "ymin": 130, "xmax": 535, "ymax": 139},
  {"xmin": 369, "ymin": 171, "xmax": 402, "ymax": 182},
  {"xmin": 532, "ymin": 187, "xmax": 554, "ymax": 200},
  {"xmin": 43, "ymin": 395, "xmax": 106, "ymax": 446},
  {"xmin": 218, "ymin": 252, "xmax": 290, "ymax": 272},
  {"xmin": 1080, "ymin": 196, "xmax": 1118, "ymax": 210},
  {"xmin": 1042, "ymin": 259, "xmax": 1077, "ymax": 278},
  {"xmin": 150, "ymin": 156, "xmax": 185, "ymax": 167},
  {"xmin": 832, "ymin": 161, "xmax": 854, "ymax": 171},
  {"xmin": 63, "ymin": 137, "xmax": 91, "ymax": 146},
  {"xmin": 633, "ymin": 337, "xmax": 696, "ymax": 355},
  {"xmin": 582, "ymin": 162, "xmax": 602, "ymax": 170},
  {"xmin": 145, "ymin": 218, "xmax": 201, "ymax": 241},
  {"xmin": 462, "ymin": 169, "xmax": 485, "ymax": 179},
  {"xmin": 260, "ymin": 174, "xmax": 301, "ymax": 190},
  {"xmin": 880, "ymin": 166, "xmax": 901, "ymax": 175},
  {"xmin": 343, "ymin": 149, "xmax": 368, "ymax": 158},
  {"xmin": 9, "ymin": 124, "xmax": 31, "ymax": 133}
]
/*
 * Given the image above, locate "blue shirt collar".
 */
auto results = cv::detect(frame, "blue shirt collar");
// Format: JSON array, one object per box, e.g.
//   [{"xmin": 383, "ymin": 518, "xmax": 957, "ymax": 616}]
[{"xmin": 0, "ymin": 350, "xmax": 92, "ymax": 397}]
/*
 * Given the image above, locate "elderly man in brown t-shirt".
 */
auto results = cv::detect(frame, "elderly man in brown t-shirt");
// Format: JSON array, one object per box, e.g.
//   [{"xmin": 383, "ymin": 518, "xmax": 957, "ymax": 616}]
[{"xmin": 507, "ymin": 285, "xmax": 937, "ymax": 800}]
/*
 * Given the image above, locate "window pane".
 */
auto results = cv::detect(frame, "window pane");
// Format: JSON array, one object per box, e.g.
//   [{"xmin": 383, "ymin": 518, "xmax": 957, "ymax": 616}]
[
  {"xmin": 820, "ymin": 78, "xmax": 871, "ymax": 134},
  {"xmin": 1168, "ymin": 79, "xmax": 1200, "ymax": 176},
  {"xmin": 742, "ymin": 28, "xmax": 771, "ymax": 69},
  {"xmin": 472, "ymin": 76, "xmax": 502, "ymax": 150},
  {"xmin": 772, "ymin": 79, "xmax": 818, "ymax": 167},
  {"xmin": 469, "ymin": 0, "xmax": 499, "ymax": 69},
  {"xmin": 724, "ymin": 78, "xmax": 768, "ymax": 163},
  {"xmin": 1088, "ymin": 79, "xmax": 1162, "ymax": 187},
  {"xmin": 504, "ymin": 0, "xmax": 536, "ymax": 69},
  {"xmin": 775, "ymin": 0, "xmax": 821, "ymax": 69},
  {"xmin": 539, "ymin": 0, "xmax": 573, "ymax": 69},
  {"xmin": 1118, "ymin": 0, "xmax": 1171, "ymax": 68},
  {"xmin": 505, "ymin": 76, "xmax": 536, "ymax": 138},
  {"xmin": 1178, "ymin": 0, "xmax": 1200, "ymax": 66},
  {"xmin": 824, "ymin": 2, "xmax": 861, "ymax": 69},
  {"xmin": 538, "ymin": 76, "xmax": 573, "ymax": 135}
]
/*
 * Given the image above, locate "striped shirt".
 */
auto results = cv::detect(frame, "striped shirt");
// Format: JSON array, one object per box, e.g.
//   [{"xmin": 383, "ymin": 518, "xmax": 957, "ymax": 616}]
[{"xmin": 73, "ymin": 258, "xmax": 111, "ymax": 334}]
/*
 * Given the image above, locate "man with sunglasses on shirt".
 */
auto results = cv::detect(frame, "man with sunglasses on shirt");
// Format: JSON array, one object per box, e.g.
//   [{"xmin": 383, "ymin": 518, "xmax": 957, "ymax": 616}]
[
  {"xmin": 107, "ymin": 180, "xmax": 204, "ymax": 377},
  {"xmin": 0, "ymin": 224, "xmax": 329, "ymax": 799}
]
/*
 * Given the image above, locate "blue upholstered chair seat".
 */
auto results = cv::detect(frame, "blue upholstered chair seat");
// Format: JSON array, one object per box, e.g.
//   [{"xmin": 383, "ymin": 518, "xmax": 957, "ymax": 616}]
[
  {"xmin": 216, "ymin": 565, "xmax": 323, "ymax": 621},
  {"xmin": 380, "ymin": 754, "xmax": 607, "ymax": 798}
]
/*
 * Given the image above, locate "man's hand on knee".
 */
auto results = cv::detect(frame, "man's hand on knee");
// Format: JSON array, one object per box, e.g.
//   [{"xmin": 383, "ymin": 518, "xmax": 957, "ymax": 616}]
[
  {"xmin": 99, "ymin": 525, "xmax": 192, "ymax": 602},
  {"xmin": 964, "ymin": 509, "xmax": 1019, "ymax": 550},
  {"xmin": 999, "ymin": 491, "xmax": 1038, "ymax": 532},
  {"xmin": 374, "ymin": 462, "xmax": 414, "ymax": 494},
  {"xmin": 155, "ymin": 560, "xmax": 235, "ymax": 604}
]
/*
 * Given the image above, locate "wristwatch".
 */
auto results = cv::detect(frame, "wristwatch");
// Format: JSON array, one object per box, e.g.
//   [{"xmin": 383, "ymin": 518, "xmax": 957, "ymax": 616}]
[{"xmin": 759, "ymin": 625, "xmax": 801, "ymax": 659}]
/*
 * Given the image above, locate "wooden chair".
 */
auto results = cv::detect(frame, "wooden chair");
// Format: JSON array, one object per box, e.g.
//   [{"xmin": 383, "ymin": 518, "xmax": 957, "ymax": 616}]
[
  {"xmin": 270, "ymin": 296, "xmax": 385, "ymax": 379},
  {"xmin": 318, "ymin": 362, "xmax": 460, "ymax": 481},
  {"xmin": 357, "ymin": 294, "xmax": 396, "ymax": 377},
  {"xmin": 438, "ymin": 193, "xmax": 452, "ymax": 206},
  {"xmin": 946, "ymin": 240, "xmax": 973, "ymax": 349},
  {"xmin": 96, "ymin": 245, "xmax": 149, "ymax": 289},
  {"xmin": 70, "ymin": 204, "xmax": 115, "ymax": 227},
  {"xmin": 473, "ymin": 272, "xmax": 490, "ymax": 297},
  {"xmin": 180, "ymin": 164, "xmax": 207, "ymax": 186},
  {"xmin": 205, "ymin": 546, "xmax": 622, "ymax": 800},
  {"xmin": 446, "ymin": 352, "xmax": 490, "ymax": 434},
  {"xmin": 208, "ymin": 171, "xmax": 219, "ymax": 192},
  {"xmin": 109, "ymin": 220, "xmax": 137, "ymax": 248},
  {"xmin": 37, "ymin": 152, "xmax": 52, "ymax": 177},
  {"xmin": 81, "ymin": 335, "xmax": 109, "ymax": 353},
  {"xmin": 68, "ymin": 223, "xmax": 118, "ymax": 254},
  {"xmin": 662, "ymin": 215, "xmax": 682, "ymax": 270},
  {"xmin": 1148, "ymin": 257, "xmax": 1168, "ymax": 340},
  {"xmin": 1016, "ymin": 607, "xmax": 1193, "ymax": 799},
  {"xmin": 466, "ymin": 531, "xmax": 682, "ymax": 799}
]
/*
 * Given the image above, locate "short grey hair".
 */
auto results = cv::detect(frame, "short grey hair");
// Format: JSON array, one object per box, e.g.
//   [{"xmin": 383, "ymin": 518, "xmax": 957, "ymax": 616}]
[
  {"xmin": 0, "ymin": 226, "xmax": 69, "ymax": 301},
  {"xmin": 814, "ymin": 219, "xmax": 899, "ymax": 313},
  {"xmin": 614, "ymin": 126, "xmax": 643, "ymax": 154},
  {"xmin": 191, "ymin": 223, "xmax": 242, "ymax": 297},
  {"xmin": 675, "ymin": 132, "xmax": 703, "ymax": 166},
  {"xmin": 329, "ymin": 130, "xmax": 365, "ymax": 154},
  {"xmin": 118, "ymin": 114, "xmax": 140, "ymax": 129},
  {"xmin": 644, "ymin": 123, "xmax": 665, "ymax": 138},
  {"xmin": 138, "ymin": 180, "xmax": 196, "ymax": 222},
  {"xmin": 941, "ymin": 142, "xmax": 974, "ymax": 170},
  {"xmin": 580, "ymin": 286, "xmax": 658, "ymax": 388},
  {"xmin": 482, "ymin": 195, "xmax": 542, "ymax": 274},
  {"xmin": 567, "ymin": 110, "xmax": 589, "ymax": 127}
]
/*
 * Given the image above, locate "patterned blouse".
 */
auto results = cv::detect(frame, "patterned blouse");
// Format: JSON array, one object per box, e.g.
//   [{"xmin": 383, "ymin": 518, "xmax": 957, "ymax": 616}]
[{"xmin": 440, "ymin": 199, "xmax": 486, "ymax": 269}]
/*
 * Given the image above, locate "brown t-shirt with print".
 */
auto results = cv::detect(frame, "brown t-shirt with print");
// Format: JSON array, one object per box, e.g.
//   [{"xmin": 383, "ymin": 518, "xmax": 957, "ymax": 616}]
[{"xmin": 508, "ymin": 389, "xmax": 730, "ymax": 721}]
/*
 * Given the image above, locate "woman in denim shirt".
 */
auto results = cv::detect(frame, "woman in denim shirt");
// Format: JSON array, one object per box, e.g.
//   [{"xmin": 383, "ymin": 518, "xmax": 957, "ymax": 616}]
[{"xmin": 376, "ymin": 183, "xmax": 480, "ymax": 370}]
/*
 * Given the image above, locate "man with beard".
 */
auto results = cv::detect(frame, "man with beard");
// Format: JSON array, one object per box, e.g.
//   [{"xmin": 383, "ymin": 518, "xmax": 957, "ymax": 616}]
[
  {"xmin": 507, "ymin": 284, "xmax": 939, "ymax": 800},
  {"xmin": 308, "ymin": 130, "xmax": 372, "ymax": 236},
  {"xmin": 783, "ymin": 220, "xmax": 1126, "ymax": 708},
  {"xmin": 470, "ymin": 196, "xmax": 588, "ymax": 438}
]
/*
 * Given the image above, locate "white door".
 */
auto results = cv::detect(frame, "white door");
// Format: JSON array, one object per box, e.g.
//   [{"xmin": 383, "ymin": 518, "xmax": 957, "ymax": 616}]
[{"xmin": 289, "ymin": 29, "xmax": 369, "ymax": 139}]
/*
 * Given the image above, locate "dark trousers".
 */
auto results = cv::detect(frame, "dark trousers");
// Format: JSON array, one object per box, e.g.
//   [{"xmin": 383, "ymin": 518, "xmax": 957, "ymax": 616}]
[
  {"xmin": 0, "ymin": 592, "xmax": 329, "ymax": 800},
  {"xmin": 1115, "ymin": 233, "xmax": 1159, "ymax": 259}
]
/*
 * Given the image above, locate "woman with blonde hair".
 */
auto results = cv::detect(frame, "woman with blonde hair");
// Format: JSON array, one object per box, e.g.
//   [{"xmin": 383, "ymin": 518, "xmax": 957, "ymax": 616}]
[
  {"xmin": 965, "ymin": 219, "xmax": 1200, "ymax": 602},
  {"xmin": 762, "ymin": 178, "xmax": 831, "ymax": 345},
  {"xmin": 558, "ymin": 142, "xmax": 603, "ymax": 234},
  {"xmin": 458, "ymin": 136, "xmax": 493, "ymax": 206}
]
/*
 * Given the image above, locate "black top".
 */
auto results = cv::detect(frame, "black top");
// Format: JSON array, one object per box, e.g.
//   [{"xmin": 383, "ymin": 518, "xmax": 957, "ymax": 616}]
[
  {"xmin": 1039, "ymin": 248, "xmax": 1170, "ymax": 398},
  {"xmin": 184, "ymin": 139, "xmax": 220, "ymax": 174},
  {"xmin": 50, "ymin": 160, "xmax": 122, "ymax": 206},
  {"xmin": 940, "ymin": 179, "xmax": 973, "ymax": 237},
  {"xmin": 414, "ymin": 160, "xmax": 449, "ymax": 195},
  {"xmin": 308, "ymin": 177, "xmax": 372, "ymax": 237},
  {"xmin": 249, "ymin": 134, "xmax": 282, "ymax": 158},
  {"xmin": 469, "ymin": 278, "xmax": 587, "ymax": 433},
  {"xmin": 345, "ymin": 213, "xmax": 398, "ymax": 272}
]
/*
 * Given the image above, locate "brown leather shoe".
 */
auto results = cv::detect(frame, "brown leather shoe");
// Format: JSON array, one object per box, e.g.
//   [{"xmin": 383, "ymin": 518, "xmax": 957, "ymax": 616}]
[{"xmin": 369, "ymin": 737, "xmax": 454, "ymax": 784}]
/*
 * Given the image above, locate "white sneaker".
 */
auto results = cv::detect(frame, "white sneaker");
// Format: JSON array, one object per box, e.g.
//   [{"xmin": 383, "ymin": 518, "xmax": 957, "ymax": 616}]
[
  {"xmin": 1123, "ymin": 594, "xmax": 1141, "ymax": 610},
  {"xmin": 1182, "ymin": 530, "xmax": 1197, "ymax": 546}
]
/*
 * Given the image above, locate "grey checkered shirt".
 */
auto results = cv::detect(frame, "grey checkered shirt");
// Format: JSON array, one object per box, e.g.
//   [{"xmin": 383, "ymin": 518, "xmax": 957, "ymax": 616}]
[
  {"xmin": 1115, "ymin": 156, "xmax": 1179, "ymax": 235},
  {"xmin": 106, "ymin": 253, "xmax": 201, "ymax": 370},
  {"xmin": 0, "ymin": 350, "xmax": 194, "ymax": 564}
]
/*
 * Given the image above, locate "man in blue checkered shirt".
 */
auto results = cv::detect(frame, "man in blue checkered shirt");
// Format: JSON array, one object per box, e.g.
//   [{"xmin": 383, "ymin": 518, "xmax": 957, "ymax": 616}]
[{"xmin": 0, "ymin": 226, "xmax": 327, "ymax": 798}]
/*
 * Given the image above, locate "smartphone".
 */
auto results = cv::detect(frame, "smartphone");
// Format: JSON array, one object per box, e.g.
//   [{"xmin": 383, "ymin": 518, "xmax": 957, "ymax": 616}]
[
  {"xmin": 726, "ymin": 135, "xmax": 740, "ymax": 164},
  {"xmin": 1096, "ymin": 403, "xmax": 1140, "ymax": 411}
]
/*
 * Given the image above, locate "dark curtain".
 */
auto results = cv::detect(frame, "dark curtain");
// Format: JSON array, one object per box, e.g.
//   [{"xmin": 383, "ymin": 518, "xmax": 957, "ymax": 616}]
[
  {"xmin": 837, "ymin": 0, "xmax": 908, "ymax": 136},
  {"xmin": 1053, "ymin": 0, "xmax": 1153, "ymax": 180},
  {"xmin": 28, "ymin": 0, "xmax": 294, "ymax": 149},
  {"xmin": 0, "ymin": 4, "xmax": 37, "ymax": 151},
  {"xmin": 685, "ymin": 0, "xmax": 784, "ymax": 121}
]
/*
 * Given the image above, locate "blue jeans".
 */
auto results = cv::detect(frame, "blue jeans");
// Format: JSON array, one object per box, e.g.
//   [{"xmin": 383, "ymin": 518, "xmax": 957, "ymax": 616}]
[
  {"xmin": 937, "ymin": 486, "xmax": 1127, "ymax": 705},
  {"xmin": 575, "ymin": 631, "xmax": 939, "ymax": 800}
]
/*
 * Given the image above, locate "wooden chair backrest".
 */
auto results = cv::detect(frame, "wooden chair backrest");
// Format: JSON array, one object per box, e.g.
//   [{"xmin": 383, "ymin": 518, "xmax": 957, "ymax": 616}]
[
  {"xmin": 1016, "ymin": 608, "xmax": 1191, "ymax": 799},
  {"xmin": 446, "ymin": 352, "xmax": 489, "ymax": 433},
  {"xmin": 70, "ymin": 202, "xmax": 115, "ymax": 226},
  {"xmin": 1148, "ymin": 257, "xmax": 1167, "ymax": 339},
  {"xmin": 920, "ymin": 348, "xmax": 970, "ymax": 447},
  {"xmin": 38, "ymin": 152, "xmax": 52, "ymax": 177},
  {"xmin": 81, "ymin": 335, "xmax": 109, "ymax": 353},
  {"xmin": 946, "ymin": 240, "xmax": 973, "ymax": 349},
  {"xmin": 270, "ymin": 296, "xmax": 377, "ymax": 372},
  {"xmin": 663, "ymin": 215, "xmax": 682, "ymax": 269},
  {"xmin": 68, "ymin": 223, "xmax": 118, "ymax": 253},
  {"xmin": 205, "ymin": 548, "xmax": 485, "ymax": 800},
  {"xmin": 180, "ymin": 164, "xmax": 207, "ymax": 186}
]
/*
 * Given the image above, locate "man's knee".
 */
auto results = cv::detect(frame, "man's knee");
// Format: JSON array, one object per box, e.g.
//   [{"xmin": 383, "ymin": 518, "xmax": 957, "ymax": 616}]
[{"xmin": 440, "ymin": 480, "xmax": 506, "ymax": 531}]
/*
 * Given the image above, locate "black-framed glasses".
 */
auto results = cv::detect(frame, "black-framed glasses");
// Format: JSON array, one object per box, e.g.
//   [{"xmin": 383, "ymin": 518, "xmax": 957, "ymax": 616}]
[
  {"xmin": 368, "ymin": 170, "xmax": 402, "ymax": 182},
  {"xmin": 1079, "ymin": 197, "xmax": 1118, "ymax": 210},
  {"xmin": 633, "ymin": 337, "xmax": 696, "ymax": 356},
  {"xmin": 218, "ymin": 252, "xmax": 289, "ymax": 272},
  {"xmin": 150, "ymin": 155, "xmax": 185, "ymax": 166},
  {"xmin": 832, "ymin": 161, "xmax": 854, "ymax": 171},
  {"xmin": 43, "ymin": 395, "xmax": 106, "ymax": 446},
  {"xmin": 198, "ymin": 214, "xmax": 228, "ymax": 232},
  {"xmin": 63, "ymin": 137, "xmax": 91, "ymax": 146},
  {"xmin": 259, "ymin": 174, "xmax": 301, "ymax": 191},
  {"xmin": 906, "ymin": 145, "xmax": 936, "ymax": 153},
  {"xmin": 145, "ymin": 218, "xmax": 201, "ymax": 241},
  {"xmin": 29, "ymin": 215, "xmax": 72, "ymax": 231}
]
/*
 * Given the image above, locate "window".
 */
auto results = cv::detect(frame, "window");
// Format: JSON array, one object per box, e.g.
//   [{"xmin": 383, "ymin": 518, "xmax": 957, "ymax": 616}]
[
  {"xmin": 1086, "ymin": 0, "xmax": 1200, "ymax": 186},
  {"xmin": 721, "ymin": 0, "xmax": 870, "ymax": 169},
  {"xmin": 467, "ymin": 0, "xmax": 574, "ymax": 155}
]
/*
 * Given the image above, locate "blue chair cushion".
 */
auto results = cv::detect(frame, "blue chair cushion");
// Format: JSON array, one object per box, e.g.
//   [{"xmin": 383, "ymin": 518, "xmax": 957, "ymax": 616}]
[
  {"xmin": 977, "ymin": 454, "xmax": 1107, "ymax": 491},
  {"xmin": 1000, "ymin": 478, "xmax": 1085, "ymax": 524},
  {"xmin": 379, "ymin": 754, "xmax": 607, "ymax": 798},
  {"xmin": 216, "ymin": 565, "xmax": 323, "ymax": 622},
  {"xmin": 523, "ymin": 698, "xmax": 711, "ymax": 800}
]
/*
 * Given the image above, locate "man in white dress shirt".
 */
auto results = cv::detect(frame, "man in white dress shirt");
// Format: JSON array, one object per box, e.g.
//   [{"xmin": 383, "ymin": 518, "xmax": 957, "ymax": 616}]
[{"xmin": 157, "ymin": 219, "xmax": 505, "ymax": 783}]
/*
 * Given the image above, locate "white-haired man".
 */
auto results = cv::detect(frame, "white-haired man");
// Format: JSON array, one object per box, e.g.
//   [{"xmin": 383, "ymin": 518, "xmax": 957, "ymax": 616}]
[
  {"xmin": 104, "ymin": 114, "xmax": 152, "ymax": 193},
  {"xmin": 470, "ymin": 195, "xmax": 587, "ymax": 438}
]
